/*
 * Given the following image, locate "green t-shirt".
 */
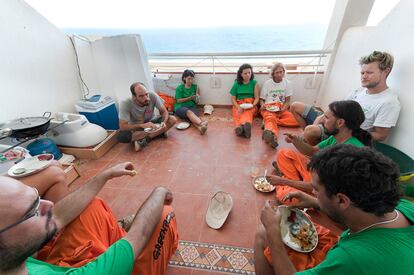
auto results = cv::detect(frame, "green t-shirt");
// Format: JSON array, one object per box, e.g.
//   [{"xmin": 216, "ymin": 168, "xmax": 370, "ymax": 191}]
[
  {"xmin": 174, "ymin": 83, "xmax": 197, "ymax": 110},
  {"xmin": 27, "ymin": 239, "xmax": 134, "ymax": 274},
  {"xmin": 317, "ymin": 135, "xmax": 364, "ymax": 149},
  {"xmin": 296, "ymin": 199, "xmax": 414, "ymax": 275},
  {"xmin": 229, "ymin": 80, "xmax": 257, "ymax": 100}
]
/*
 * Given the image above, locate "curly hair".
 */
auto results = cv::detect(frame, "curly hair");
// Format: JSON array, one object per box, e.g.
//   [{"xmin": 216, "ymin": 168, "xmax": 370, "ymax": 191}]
[
  {"xmin": 181, "ymin": 69, "xmax": 195, "ymax": 83},
  {"xmin": 328, "ymin": 100, "xmax": 373, "ymax": 147},
  {"xmin": 308, "ymin": 144, "xmax": 401, "ymax": 216},
  {"xmin": 236, "ymin": 63, "xmax": 254, "ymax": 84},
  {"xmin": 359, "ymin": 51, "xmax": 394, "ymax": 77}
]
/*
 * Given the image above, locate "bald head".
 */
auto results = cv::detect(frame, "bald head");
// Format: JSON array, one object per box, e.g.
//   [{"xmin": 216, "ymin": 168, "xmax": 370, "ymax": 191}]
[
  {"xmin": 0, "ymin": 177, "xmax": 34, "ymax": 228},
  {"xmin": 130, "ymin": 82, "xmax": 150, "ymax": 106},
  {"xmin": 130, "ymin": 82, "xmax": 147, "ymax": 96},
  {"xmin": 0, "ymin": 176, "xmax": 57, "ymax": 272}
]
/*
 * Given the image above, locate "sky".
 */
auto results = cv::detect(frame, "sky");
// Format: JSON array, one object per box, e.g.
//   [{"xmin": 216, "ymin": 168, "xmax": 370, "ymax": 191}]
[{"xmin": 24, "ymin": 0, "xmax": 337, "ymax": 29}]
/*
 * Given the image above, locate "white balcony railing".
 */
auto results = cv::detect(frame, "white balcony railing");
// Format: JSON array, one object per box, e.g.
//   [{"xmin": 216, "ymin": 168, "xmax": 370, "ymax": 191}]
[{"xmin": 148, "ymin": 49, "xmax": 332, "ymax": 73}]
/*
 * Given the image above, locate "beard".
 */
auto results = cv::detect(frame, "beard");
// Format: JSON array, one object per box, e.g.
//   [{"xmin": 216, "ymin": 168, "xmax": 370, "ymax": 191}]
[
  {"xmin": 362, "ymin": 80, "xmax": 380, "ymax": 89},
  {"xmin": 324, "ymin": 126, "xmax": 339, "ymax": 136},
  {"xmin": 325, "ymin": 210, "xmax": 345, "ymax": 225},
  {"xmin": 326, "ymin": 212, "xmax": 343, "ymax": 224},
  {"xmin": 137, "ymin": 100, "xmax": 149, "ymax": 107},
  {"xmin": 0, "ymin": 209, "xmax": 58, "ymax": 272},
  {"xmin": 273, "ymin": 76, "xmax": 283, "ymax": 83},
  {"xmin": 322, "ymin": 206, "xmax": 345, "ymax": 225}
]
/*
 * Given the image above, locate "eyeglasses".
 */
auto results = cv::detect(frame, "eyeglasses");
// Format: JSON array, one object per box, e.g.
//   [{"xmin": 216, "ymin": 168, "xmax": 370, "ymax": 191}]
[{"xmin": 0, "ymin": 188, "xmax": 41, "ymax": 234}]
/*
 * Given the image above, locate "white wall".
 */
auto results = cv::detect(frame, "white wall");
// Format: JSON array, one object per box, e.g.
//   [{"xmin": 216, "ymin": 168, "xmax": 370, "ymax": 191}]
[
  {"xmin": 0, "ymin": 0, "xmax": 82, "ymax": 121},
  {"xmin": 153, "ymin": 73, "xmax": 323, "ymax": 106},
  {"xmin": 73, "ymin": 35, "xmax": 154, "ymax": 104},
  {"xmin": 317, "ymin": 0, "xmax": 374, "ymax": 103},
  {"xmin": 318, "ymin": 0, "xmax": 414, "ymax": 157}
]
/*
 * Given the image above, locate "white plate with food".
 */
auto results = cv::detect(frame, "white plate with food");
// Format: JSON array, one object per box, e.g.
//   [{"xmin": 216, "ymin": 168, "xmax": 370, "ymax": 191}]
[
  {"xmin": 240, "ymin": 103, "xmax": 254, "ymax": 109},
  {"xmin": 144, "ymin": 123, "xmax": 161, "ymax": 133},
  {"xmin": 176, "ymin": 122, "xmax": 190, "ymax": 130},
  {"xmin": 253, "ymin": 176, "xmax": 275, "ymax": 192},
  {"xmin": 278, "ymin": 206, "xmax": 318, "ymax": 253},
  {"xmin": 265, "ymin": 105, "xmax": 281, "ymax": 112},
  {"xmin": 8, "ymin": 154, "xmax": 54, "ymax": 178}
]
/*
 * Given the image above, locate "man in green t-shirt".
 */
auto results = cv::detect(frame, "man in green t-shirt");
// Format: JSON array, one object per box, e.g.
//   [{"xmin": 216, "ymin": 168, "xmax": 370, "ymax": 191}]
[
  {"xmin": 268, "ymin": 100, "xmax": 373, "ymax": 202},
  {"xmin": 0, "ymin": 162, "xmax": 178, "ymax": 274},
  {"xmin": 255, "ymin": 144, "xmax": 414, "ymax": 275}
]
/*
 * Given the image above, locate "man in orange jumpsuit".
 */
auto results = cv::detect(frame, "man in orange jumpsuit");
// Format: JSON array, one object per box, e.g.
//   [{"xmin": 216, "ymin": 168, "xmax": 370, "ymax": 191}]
[
  {"xmin": 269, "ymin": 100, "xmax": 372, "ymax": 204},
  {"xmin": 255, "ymin": 145, "xmax": 411, "ymax": 274},
  {"xmin": 0, "ymin": 162, "xmax": 178, "ymax": 275}
]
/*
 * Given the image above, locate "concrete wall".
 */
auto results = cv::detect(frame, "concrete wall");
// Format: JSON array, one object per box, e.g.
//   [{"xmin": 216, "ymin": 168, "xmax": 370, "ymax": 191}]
[
  {"xmin": 154, "ymin": 73, "xmax": 323, "ymax": 106},
  {"xmin": 73, "ymin": 35, "xmax": 154, "ymax": 104},
  {"xmin": 0, "ymin": 0, "xmax": 82, "ymax": 121},
  {"xmin": 318, "ymin": 0, "xmax": 414, "ymax": 157}
]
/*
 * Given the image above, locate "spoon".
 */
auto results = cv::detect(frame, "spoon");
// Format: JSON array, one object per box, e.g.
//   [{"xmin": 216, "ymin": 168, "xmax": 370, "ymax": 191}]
[{"xmin": 264, "ymin": 169, "xmax": 269, "ymax": 183}]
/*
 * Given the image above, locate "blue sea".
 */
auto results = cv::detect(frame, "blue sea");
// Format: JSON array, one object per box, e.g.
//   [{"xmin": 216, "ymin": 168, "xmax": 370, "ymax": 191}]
[{"xmin": 64, "ymin": 24, "xmax": 327, "ymax": 53}]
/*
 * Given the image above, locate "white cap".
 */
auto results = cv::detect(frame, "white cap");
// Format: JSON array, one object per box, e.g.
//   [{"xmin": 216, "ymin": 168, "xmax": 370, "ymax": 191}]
[
  {"xmin": 204, "ymin": 104, "xmax": 214, "ymax": 115},
  {"xmin": 205, "ymin": 191, "xmax": 233, "ymax": 229}
]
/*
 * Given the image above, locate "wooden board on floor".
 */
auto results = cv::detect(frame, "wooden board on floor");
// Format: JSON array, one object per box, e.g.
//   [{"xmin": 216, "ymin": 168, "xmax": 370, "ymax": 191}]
[{"xmin": 59, "ymin": 130, "xmax": 118, "ymax": 159}]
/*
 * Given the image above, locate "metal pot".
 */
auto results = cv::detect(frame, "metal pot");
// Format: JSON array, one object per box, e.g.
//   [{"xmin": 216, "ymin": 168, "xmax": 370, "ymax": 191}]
[{"xmin": 0, "ymin": 112, "xmax": 52, "ymax": 139}]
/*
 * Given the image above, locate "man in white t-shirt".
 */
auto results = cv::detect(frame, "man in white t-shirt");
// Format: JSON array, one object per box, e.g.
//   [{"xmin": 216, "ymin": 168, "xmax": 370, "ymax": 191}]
[
  {"xmin": 117, "ymin": 82, "xmax": 177, "ymax": 151},
  {"xmin": 260, "ymin": 63, "xmax": 299, "ymax": 148},
  {"xmin": 290, "ymin": 51, "xmax": 400, "ymax": 144}
]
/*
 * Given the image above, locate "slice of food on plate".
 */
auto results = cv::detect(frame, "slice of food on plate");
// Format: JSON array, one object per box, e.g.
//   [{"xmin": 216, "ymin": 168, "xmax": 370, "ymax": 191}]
[
  {"xmin": 253, "ymin": 176, "xmax": 275, "ymax": 192},
  {"xmin": 265, "ymin": 105, "xmax": 280, "ymax": 112}
]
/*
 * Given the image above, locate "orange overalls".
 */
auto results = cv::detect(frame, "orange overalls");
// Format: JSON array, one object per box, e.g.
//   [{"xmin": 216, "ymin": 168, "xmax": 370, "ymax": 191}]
[
  {"xmin": 37, "ymin": 198, "xmax": 179, "ymax": 275},
  {"xmin": 264, "ymin": 220, "xmax": 339, "ymax": 271},
  {"xmin": 275, "ymin": 148, "xmax": 312, "ymax": 204},
  {"xmin": 232, "ymin": 98, "xmax": 258, "ymax": 127},
  {"xmin": 261, "ymin": 103, "xmax": 299, "ymax": 137}
]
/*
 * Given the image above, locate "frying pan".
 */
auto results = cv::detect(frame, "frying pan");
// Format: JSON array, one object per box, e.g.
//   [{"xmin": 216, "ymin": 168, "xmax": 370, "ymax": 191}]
[{"xmin": 0, "ymin": 112, "xmax": 51, "ymax": 139}]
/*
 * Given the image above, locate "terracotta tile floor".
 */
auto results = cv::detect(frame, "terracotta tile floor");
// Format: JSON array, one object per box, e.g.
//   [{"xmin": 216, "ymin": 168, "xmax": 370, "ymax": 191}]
[{"xmin": 69, "ymin": 108, "xmax": 334, "ymax": 274}]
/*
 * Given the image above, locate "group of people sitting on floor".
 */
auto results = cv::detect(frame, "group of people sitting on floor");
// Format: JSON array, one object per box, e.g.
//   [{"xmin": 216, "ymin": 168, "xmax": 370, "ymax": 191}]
[
  {"xmin": 116, "ymin": 69, "xmax": 209, "ymax": 152},
  {"xmin": 230, "ymin": 62, "xmax": 299, "ymax": 145},
  {"xmin": 115, "ymin": 50, "xmax": 400, "ymax": 154},
  {"xmin": 230, "ymin": 51, "xmax": 399, "ymax": 149},
  {"xmin": 1, "ymin": 50, "xmax": 412, "ymax": 275}
]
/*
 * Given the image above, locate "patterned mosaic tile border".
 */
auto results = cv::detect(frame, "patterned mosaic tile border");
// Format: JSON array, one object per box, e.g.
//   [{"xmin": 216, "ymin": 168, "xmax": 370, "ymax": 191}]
[{"xmin": 169, "ymin": 240, "xmax": 255, "ymax": 274}]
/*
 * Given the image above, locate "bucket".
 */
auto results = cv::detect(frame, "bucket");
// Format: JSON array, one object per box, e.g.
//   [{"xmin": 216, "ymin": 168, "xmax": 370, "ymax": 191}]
[{"xmin": 27, "ymin": 138, "xmax": 62, "ymax": 160}]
